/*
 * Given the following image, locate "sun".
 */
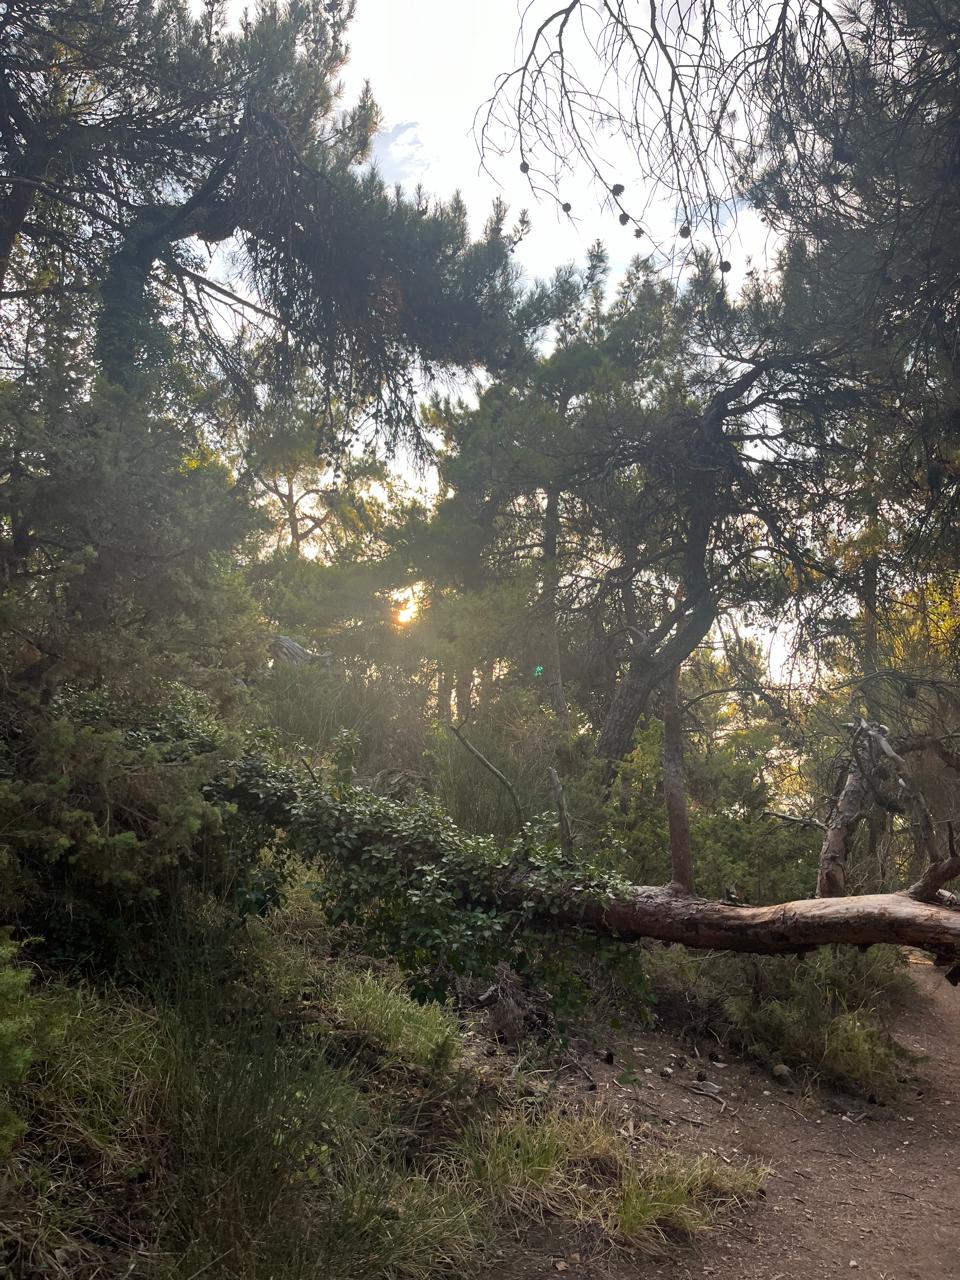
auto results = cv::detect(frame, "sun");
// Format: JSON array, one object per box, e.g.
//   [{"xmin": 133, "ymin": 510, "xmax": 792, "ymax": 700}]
[{"xmin": 394, "ymin": 589, "xmax": 419, "ymax": 625}]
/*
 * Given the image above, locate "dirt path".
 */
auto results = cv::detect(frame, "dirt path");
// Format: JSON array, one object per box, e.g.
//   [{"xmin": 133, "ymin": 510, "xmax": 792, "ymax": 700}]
[
  {"xmin": 502, "ymin": 960, "xmax": 960, "ymax": 1280},
  {"xmin": 637, "ymin": 961, "xmax": 960, "ymax": 1280}
]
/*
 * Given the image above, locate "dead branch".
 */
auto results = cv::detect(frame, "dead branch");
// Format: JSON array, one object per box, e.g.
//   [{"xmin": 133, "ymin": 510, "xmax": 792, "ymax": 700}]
[
  {"xmin": 765, "ymin": 810, "xmax": 826, "ymax": 831},
  {"xmin": 548, "ymin": 766, "xmax": 574, "ymax": 858},
  {"xmin": 443, "ymin": 720, "xmax": 525, "ymax": 830}
]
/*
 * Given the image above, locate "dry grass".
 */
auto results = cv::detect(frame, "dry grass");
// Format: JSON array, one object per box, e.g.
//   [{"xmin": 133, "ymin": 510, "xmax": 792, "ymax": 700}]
[{"xmin": 460, "ymin": 1097, "xmax": 764, "ymax": 1249}]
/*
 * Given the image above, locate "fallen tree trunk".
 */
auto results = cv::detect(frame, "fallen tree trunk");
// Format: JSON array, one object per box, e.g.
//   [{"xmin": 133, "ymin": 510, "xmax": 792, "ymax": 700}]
[
  {"xmin": 217, "ymin": 761, "xmax": 960, "ymax": 974},
  {"xmin": 571, "ymin": 886, "xmax": 960, "ymax": 964}
]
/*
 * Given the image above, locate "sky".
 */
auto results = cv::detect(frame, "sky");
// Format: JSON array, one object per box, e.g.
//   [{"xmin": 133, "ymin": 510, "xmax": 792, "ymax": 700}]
[
  {"xmin": 341, "ymin": 0, "xmax": 626, "ymax": 287},
  {"xmin": 212, "ymin": 1, "xmax": 789, "ymax": 663},
  {"xmin": 337, "ymin": 3, "xmax": 790, "ymax": 669},
  {"xmin": 340, "ymin": 1, "xmax": 775, "ymax": 294},
  {"xmin": 211, "ymin": 0, "xmax": 776, "ymax": 308},
  {"xmin": 340, "ymin": 0, "xmax": 700, "ymax": 291}
]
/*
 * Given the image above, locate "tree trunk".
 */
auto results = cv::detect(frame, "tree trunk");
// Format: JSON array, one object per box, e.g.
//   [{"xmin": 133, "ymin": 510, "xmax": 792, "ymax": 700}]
[
  {"xmin": 0, "ymin": 170, "xmax": 40, "ymax": 292},
  {"xmin": 662, "ymin": 665, "xmax": 694, "ymax": 893},
  {"xmin": 284, "ymin": 481, "xmax": 302, "ymax": 554},
  {"xmin": 817, "ymin": 759, "xmax": 866, "ymax": 897},
  {"xmin": 220, "ymin": 766, "xmax": 960, "ymax": 969},
  {"xmin": 437, "ymin": 666, "xmax": 453, "ymax": 722},
  {"xmin": 549, "ymin": 766, "xmax": 574, "ymax": 857},
  {"xmin": 572, "ymin": 887, "xmax": 960, "ymax": 963},
  {"xmin": 454, "ymin": 668, "xmax": 473, "ymax": 721},
  {"xmin": 539, "ymin": 485, "xmax": 570, "ymax": 728},
  {"xmin": 95, "ymin": 199, "xmax": 236, "ymax": 385},
  {"xmin": 596, "ymin": 592, "xmax": 716, "ymax": 763},
  {"xmin": 477, "ymin": 659, "xmax": 496, "ymax": 712}
]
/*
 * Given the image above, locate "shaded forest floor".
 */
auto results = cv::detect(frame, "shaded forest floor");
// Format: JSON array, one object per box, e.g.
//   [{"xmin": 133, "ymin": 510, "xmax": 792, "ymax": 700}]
[{"xmin": 496, "ymin": 960, "xmax": 960, "ymax": 1280}]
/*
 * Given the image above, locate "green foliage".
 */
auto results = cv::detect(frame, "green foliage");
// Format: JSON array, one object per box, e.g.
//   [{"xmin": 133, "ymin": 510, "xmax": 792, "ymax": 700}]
[
  {"xmin": 0, "ymin": 933, "xmax": 33, "ymax": 1160},
  {"xmin": 576, "ymin": 701, "xmax": 818, "ymax": 906},
  {"xmin": 426, "ymin": 698, "xmax": 566, "ymax": 838},
  {"xmin": 0, "ymin": 689, "xmax": 279, "ymax": 963},
  {"xmin": 519, "ymin": 935, "xmax": 656, "ymax": 1037},
  {"xmin": 257, "ymin": 661, "xmax": 431, "ymax": 780},
  {"xmin": 301, "ymin": 781, "xmax": 524, "ymax": 989},
  {"xmin": 328, "ymin": 970, "xmax": 460, "ymax": 1075},
  {"xmin": 646, "ymin": 944, "xmax": 913, "ymax": 1100},
  {"xmin": 613, "ymin": 1152, "xmax": 763, "ymax": 1242},
  {"xmin": 0, "ymin": 380, "xmax": 267, "ymax": 699}
]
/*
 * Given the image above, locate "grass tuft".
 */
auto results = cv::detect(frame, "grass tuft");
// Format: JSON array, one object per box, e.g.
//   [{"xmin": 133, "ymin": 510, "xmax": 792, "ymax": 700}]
[
  {"xmin": 329, "ymin": 969, "xmax": 461, "ymax": 1074},
  {"xmin": 462, "ymin": 1098, "xmax": 763, "ymax": 1248},
  {"xmin": 614, "ymin": 1152, "xmax": 763, "ymax": 1242},
  {"xmin": 2, "ymin": 912, "xmax": 763, "ymax": 1279}
]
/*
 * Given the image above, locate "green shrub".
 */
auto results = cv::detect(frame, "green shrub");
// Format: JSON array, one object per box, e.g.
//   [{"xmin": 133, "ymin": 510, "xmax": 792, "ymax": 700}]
[
  {"xmin": 0, "ymin": 688, "xmax": 281, "ymax": 965},
  {"xmin": 646, "ymin": 944, "xmax": 912, "ymax": 1099},
  {"xmin": 0, "ymin": 932, "xmax": 33, "ymax": 1159}
]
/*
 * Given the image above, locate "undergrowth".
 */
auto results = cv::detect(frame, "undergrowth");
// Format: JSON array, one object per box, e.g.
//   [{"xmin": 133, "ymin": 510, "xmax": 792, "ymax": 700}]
[
  {"xmin": 0, "ymin": 889, "xmax": 762, "ymax": 1280},
  {"xmin": 464, "ymin": 1101, "xmax": 761, "ymax": 1245},
  {"xmin": 645, "ymin": 943, "xmax": 914, "ymax": 1101}
]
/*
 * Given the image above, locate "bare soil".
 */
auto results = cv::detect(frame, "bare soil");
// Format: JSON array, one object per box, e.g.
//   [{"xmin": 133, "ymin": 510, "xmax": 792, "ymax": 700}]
[{"xmin": 493, "ymin": 959, "xmax": 960, "ymax": 1280}]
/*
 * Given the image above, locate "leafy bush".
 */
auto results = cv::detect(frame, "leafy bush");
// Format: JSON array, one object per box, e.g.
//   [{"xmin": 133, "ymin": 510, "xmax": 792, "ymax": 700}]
[
  {"xmin": 0, "ymin": 689, "xmax": 279, "ymax": 965},
  {"xmin": 646, "ymin": 944, "xmax": 912, "ymax": 1100},
  {"xmin": 219, "ymin": 761, "xmax": 656, "ymax": 1025}
]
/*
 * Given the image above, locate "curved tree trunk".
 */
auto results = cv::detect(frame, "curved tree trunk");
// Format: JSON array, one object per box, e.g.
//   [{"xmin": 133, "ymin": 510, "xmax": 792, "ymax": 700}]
[
  {"xmin": 572, "ymin": 887, "xmax": 960, "ymax": 965},
  {"xmin": 0, "ymin": 168, "xmax": 40, "ymax": 292},
  {"xmin": 95, "ymin": 198, "xmax": 237, "ymax": 385},
  {"xmin": 219, "ymin": 764, "xmax": 960, "ymax": 972},
  {"xmin": 817, "ymin": 759, "xmax": 866, "ymax": 897},
  {"xmin": 662, "ymin": 664, "xmax": 694, "ymax": 893},
  {"xmin": 596, "ymin": 592, "xmax": 716, "ymax": 762}
]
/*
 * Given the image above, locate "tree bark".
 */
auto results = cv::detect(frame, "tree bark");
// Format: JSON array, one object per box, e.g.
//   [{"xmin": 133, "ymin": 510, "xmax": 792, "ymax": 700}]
[
  {"xmin": 549, "ymin": 766, "xmax": 574, "ymax": 857},
  {"xmin": 571, "ymin": 887, "xmax": 960, "ymax": 961},
  {"xmin": 437, "ymin": 666, "xmax": 453, "ymax": 722},
  {"xmin": 0, "ymin": 170, "xmax": 40, "ymax": 292},
  {"xmin": 283, "ymin": 481, "xmax": 302, "ymax": 554},
  {"xmin": 662, "ymin": 665, "xmax": 694, "ymax": 893},
  {"xmin": 95, "ymin": 198, "xmax": 236, "ymax": 385},
  {"xmin": 539, "ymin": 485, "xmax": 571, "ymax": 728},
  {"xmin": 817, "ymin": 758, "xmax": 866, "ymax": 897},
  {"xmin": 454, "ymin": 668, "xmax": 474, "ymax": 721},
  {"xmin": 596, "ymin": 591, "xmax": 716, "ymax": 762}
]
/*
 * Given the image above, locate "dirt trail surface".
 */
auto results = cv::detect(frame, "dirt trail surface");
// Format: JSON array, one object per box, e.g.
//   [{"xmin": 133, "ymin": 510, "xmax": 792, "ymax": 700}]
[{"xmin": 500, "ymin": 960, "xmax": 960, "ymax": 1280}]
